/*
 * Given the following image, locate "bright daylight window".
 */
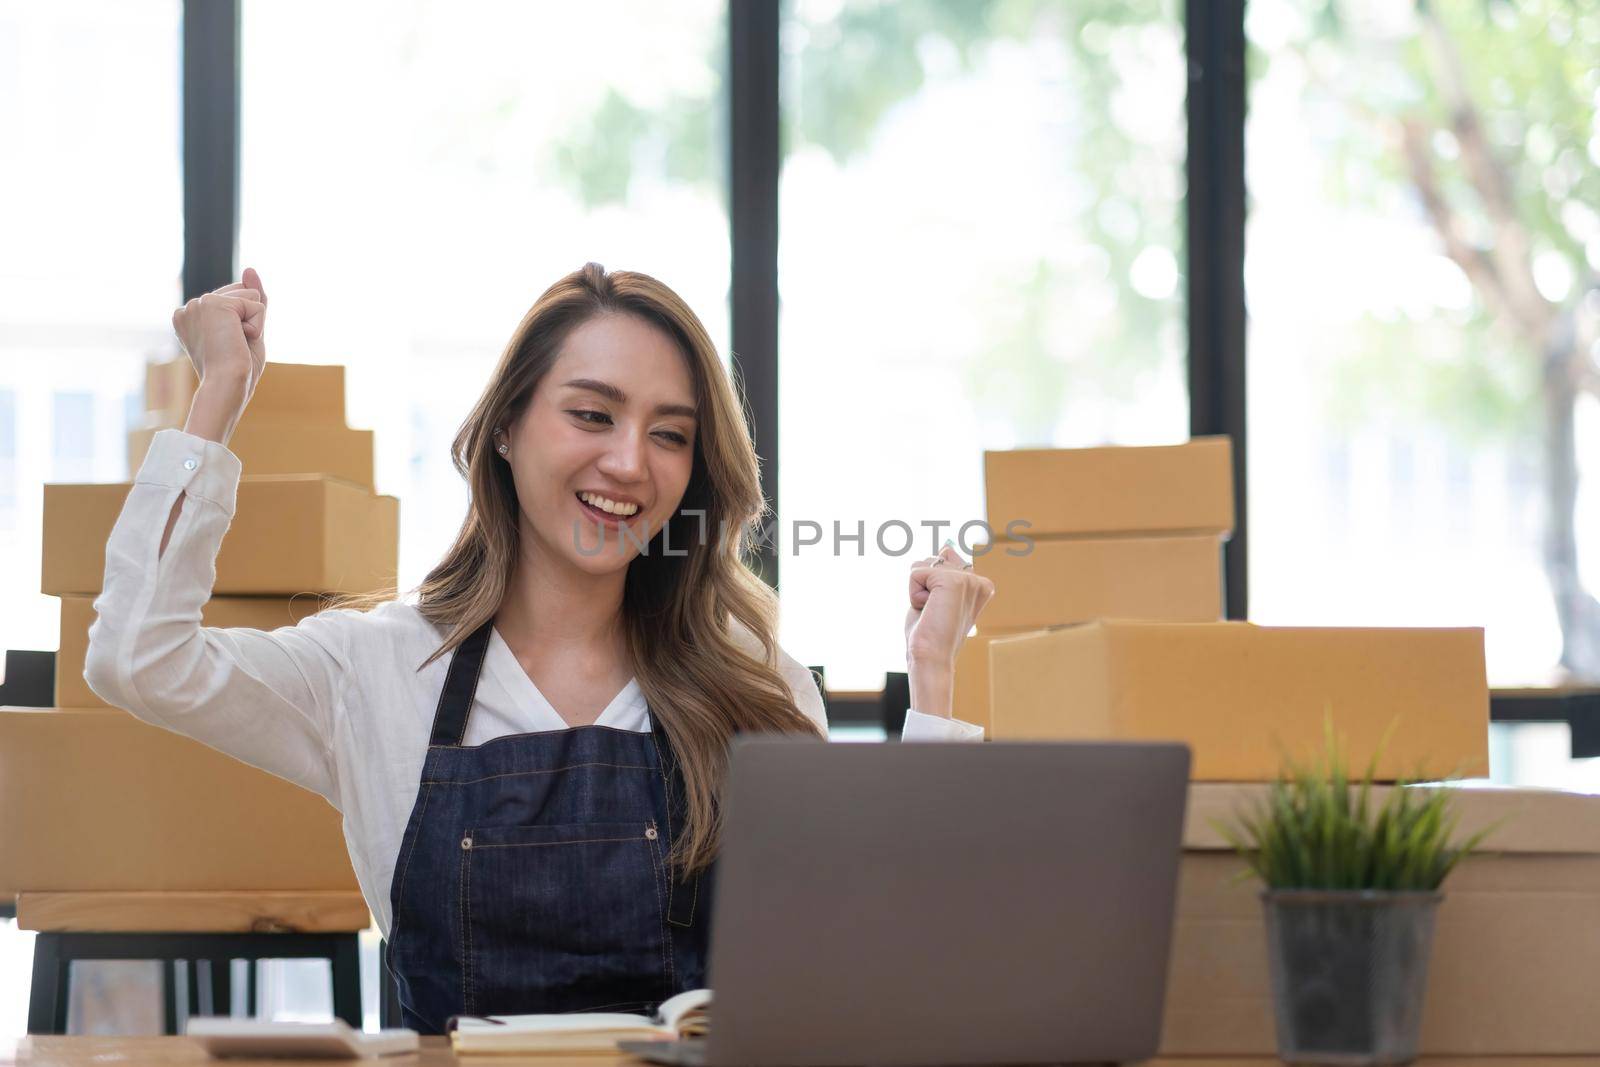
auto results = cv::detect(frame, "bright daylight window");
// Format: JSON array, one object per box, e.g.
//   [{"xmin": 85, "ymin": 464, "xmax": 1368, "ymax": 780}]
[
  {"xmin": 1245, "ymin": 0, "xmax": 1600, "ymax": 785},
  {"xmin": 0, "ymin": 1, "xmax": 182, "ymax": 660},
  {"xmin": 239, "ymin": 0, "xmax": 729, "ymax": 596},
  {"xmin": 775, "ymin": 0, "xmax": 1189, "ymax": 688},
  {"xmin": 0, "ymin": 1, "xmax": 184, "ymax": 1038}
]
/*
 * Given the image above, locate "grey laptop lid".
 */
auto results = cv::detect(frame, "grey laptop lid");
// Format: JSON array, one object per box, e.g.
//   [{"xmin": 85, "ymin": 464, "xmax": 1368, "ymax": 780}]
[{"xmin": 698, "ymin": 738, "xmax": 1191, "ymax": 1067}]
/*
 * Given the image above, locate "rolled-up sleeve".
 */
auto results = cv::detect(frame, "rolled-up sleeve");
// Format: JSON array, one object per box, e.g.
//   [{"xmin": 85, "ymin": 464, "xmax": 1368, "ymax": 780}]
[{"xmin": 82, "ymin": 428, "xmax": 350, "ymax": 806}]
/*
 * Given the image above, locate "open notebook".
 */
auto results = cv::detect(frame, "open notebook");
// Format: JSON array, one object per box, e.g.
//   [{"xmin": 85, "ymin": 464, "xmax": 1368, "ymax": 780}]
[{"xmin": 449, "ymin": 989, "xmax": 711, "ymax": 1055}]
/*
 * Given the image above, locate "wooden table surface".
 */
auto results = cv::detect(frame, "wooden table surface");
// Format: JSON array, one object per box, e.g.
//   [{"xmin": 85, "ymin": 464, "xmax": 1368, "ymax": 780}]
[{"xmin": 4, "ymin": 1037, "xmax": 1599, "ymax": 1067}]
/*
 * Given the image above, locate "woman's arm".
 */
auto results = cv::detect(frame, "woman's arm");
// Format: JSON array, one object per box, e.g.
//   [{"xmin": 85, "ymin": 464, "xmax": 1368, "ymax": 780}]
[
  {"xmin": 83, "ymin": 426, "xmax": 354, "ymax": 805},
  {"xmin": 902, "ymin": 541, "xmax": 994, "ymax": 741},
  {"xmin": 84, "ymin": 269, "xmax": 352, "ymax": 804}
]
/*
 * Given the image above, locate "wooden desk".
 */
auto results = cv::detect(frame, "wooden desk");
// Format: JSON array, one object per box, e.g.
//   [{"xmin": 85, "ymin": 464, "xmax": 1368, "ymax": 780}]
[{"xmin": 5, "ymin": 1037, "xmax": 1599, "ymax": 1067}]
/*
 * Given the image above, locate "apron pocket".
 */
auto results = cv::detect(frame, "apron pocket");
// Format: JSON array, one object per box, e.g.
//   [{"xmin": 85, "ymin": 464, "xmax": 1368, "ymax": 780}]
[{"xmin": 461, "ymin": 821, "xmax": 671, "ymax": 1016}]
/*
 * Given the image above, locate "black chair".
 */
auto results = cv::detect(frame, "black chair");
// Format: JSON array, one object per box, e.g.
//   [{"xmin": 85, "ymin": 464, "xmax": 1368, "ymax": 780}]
[
  {"xmin": 0, "ymin": 649, "xmax": 55, "ymax": 708},
  {"xmin": 27, "ymin": 929, "xmax": 362, "ymax": 1035},
  {"xmin": 881, "ymin": 671, "xmax": 910, "ymax": 739}
]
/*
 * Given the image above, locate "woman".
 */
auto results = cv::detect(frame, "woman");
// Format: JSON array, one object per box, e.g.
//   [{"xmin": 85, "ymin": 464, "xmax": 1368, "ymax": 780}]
[{"xmin": 84, "ymin": 263, "xmax": 994, "ymax": 1033}]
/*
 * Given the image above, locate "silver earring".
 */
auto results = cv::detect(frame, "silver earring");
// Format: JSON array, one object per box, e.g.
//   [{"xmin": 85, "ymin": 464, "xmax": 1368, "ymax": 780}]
[{"xmin": 496, "ymin": 443, "xmax": 510, "ymax": 456}]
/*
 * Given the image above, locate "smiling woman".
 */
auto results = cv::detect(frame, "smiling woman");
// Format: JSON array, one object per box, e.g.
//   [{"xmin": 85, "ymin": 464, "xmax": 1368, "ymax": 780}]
[{"xmin": 81, "ymin": 259, "xmax": 989, "ymax": 1036}]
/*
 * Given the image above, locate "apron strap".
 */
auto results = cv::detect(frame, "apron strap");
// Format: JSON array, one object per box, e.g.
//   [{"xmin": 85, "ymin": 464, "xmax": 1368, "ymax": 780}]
[
  {"xmin": 429, "ymin": 618, "xmax": 495, "ymax": 748},
  {"xmin": 649, "ymin": 712, "xmax": 702, "ymax": 928}
]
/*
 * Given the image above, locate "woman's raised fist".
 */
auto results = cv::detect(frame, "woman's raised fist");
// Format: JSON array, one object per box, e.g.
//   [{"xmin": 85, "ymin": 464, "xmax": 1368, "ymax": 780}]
[{"xmin": 171, "ymin": 266, "xmax": 268, "ymax": 396}]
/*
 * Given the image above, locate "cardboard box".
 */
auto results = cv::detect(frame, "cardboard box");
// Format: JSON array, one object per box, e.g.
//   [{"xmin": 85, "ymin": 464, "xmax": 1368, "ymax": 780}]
[
  {"xmin": 127, "ymin": 419, "xmax": 376, "ymax": 488},
  {"xmin": 988, "ymin": 621, "xmax": 1488, "ymax": 781},
  {"xmin": 144, "ymin": 357, "xmax": 349, "ymax": 428},
  {"xmin": 984, "ymin": 436, "xmax": 1234, "ymax": 539},
  {"xmin": 973, "ymin": 532, "xmax": 1223, "ymax": 632},
  {"xmin": 42, "ymin": 475, "xmax": 399, "ymax": 597},
  {"xmin": 1164, "ymin": 784, "xmax": 1600, "ymax": 1055},
  {"xmin": 56, "ymin": 594, "xmax": 328, "ymax": 709},
  {"xmin": 0, "ymin": 707, "xmax": 358, "ymax": 895},
  {"xmin": 953, "ymin": 634, "xmax": 1001, "ymax": 736}
]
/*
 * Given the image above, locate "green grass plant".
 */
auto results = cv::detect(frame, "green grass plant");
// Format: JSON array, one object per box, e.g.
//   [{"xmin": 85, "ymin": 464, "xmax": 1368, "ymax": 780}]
[{"xmin": 1217, "ymin": 719, "xmax": 1495, "ymax": 891}]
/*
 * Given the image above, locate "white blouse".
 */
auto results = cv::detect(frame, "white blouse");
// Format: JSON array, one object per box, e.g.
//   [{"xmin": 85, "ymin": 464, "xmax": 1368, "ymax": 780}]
[{"xmin": 82, "ymin": 428, "xmax": 983, "ymax": 939}]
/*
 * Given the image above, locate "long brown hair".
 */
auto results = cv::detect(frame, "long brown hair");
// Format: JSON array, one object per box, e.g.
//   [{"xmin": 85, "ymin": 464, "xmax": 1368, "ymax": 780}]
[{"xmin": 332, "ymin": 263, "xmax": 821, "ymax": 871}]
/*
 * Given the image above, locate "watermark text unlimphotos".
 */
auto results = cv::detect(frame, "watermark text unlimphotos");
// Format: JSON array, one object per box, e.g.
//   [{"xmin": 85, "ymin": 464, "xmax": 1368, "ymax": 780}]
[{"xmin": 571, "ymin": 512, "xmax": 1036, "ymax": 558}]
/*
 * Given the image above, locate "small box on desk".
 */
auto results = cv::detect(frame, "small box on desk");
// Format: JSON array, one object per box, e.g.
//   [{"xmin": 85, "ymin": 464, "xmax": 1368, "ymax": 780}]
[
  {"xmin": 984, "ymin": 436, "xmax": 1234, "ymax": 539},
  {"xmin": 41, "ymin": 475, "xmax": 399, "ymax": 596},
  {"xmin": 1165, "ymin": 784, "xmax": 1600, "ymax": 1055},
  {"xmin": 0, "ymin": 707, "xmax": 358, "ymax": 896},
  {"xmin": 973, "ymin": 532, "xmax": 1223, "ymax": 633},
  {"xmin": 988, "ymin": 621, "xmax": 1488, "ymax": 781},
  {"xmin": 55, "ymin": 594, "xmax": 329, "ymax": 709}
]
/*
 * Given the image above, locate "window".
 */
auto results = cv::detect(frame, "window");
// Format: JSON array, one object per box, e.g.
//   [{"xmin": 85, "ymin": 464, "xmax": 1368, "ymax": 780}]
[
  {"xmin": 0, "ymin": 2, "xmax": 182, "ymax": 1037},
  {"xmin": 239, "ymin": 0, "xmax": 730, "ymax": 594},
  {"xmin": 1245, "ymin": 0, "xmax": 1600, "ymax": 692},
  {"xmin": 51, "ymin": 393, "xmax": 95, "ymax": 483},
  {"xmin": 776, "ymin": 0, "xmax": 1188, "ymax": 687},
  {"xmin": 0, "ymin": 390, "xmax": 15, "ymax": 514},
  {"xmin": 0, "ymin": 0, "xmax": 181, "ymax": 657}
]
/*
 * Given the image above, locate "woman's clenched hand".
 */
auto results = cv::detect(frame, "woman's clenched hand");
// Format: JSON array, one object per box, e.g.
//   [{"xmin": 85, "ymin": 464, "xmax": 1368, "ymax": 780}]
[{"xmin": 903, "ymin": 541, "xmax": 995, "ymax": 718}]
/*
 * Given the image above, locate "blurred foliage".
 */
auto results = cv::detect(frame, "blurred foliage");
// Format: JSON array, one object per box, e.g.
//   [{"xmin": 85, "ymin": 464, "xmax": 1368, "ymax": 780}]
[
  {"xmin": 549, "ymin": 0, "xmax": 1597, "ymax": 453},
  {"xmin": 960, "ymin": 259, "xmax": 1073, "ymax": 443},
  {"xmin": 548, "ymin": 0, "xmax": 1181, "ymax": 442},
  {"xmin": 1261, "ymin": 0, "xmax": 1600, "ymax": 446},
  {"xmin": 1323, "ymin": 316, "xmax": 1545, "ymax": 442}
]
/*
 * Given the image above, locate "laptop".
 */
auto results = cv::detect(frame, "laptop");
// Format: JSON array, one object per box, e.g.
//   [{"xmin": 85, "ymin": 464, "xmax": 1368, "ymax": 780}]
[{"xmin": 622, "ymin": 737, "xmax": 1190, "ymax": 1066}]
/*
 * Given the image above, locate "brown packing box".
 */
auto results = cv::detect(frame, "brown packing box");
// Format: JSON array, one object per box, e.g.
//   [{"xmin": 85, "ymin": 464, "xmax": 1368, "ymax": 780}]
[
  {"xmin": 1163, "ymin": 784, "xmax": 1600, "ymax": 1055},
  {"xmin": 984, "ymin": 436, "xmax": 1234, "ymax": 539},
  {"xmin": 0, "ymin": 707, "xmax": 358, "ymax": 895},
  {"xmin": 41, "ymin": 475, "xmax": 399, "ymax": 597},
  {"xmin": 953, "ymin": 634, "xmax": 1000, "ymax": 736},
  {"xmin": 145, "ymin": 357, "xmax": 349, "ymax": 428},
  {"xmin": 56, "ymin": 594, "xmax": 328, "ymax": 709},
  {"xmin": 988, "ymin": 621, "xmax": 1488, "ymax": 781},
  {"xmin": 973, "ymin": 532, "xmax": 1223, "ymax": 632},
  {"xmin": 128, "ymin": 419, "xmax": 376, "ymax": 489}
]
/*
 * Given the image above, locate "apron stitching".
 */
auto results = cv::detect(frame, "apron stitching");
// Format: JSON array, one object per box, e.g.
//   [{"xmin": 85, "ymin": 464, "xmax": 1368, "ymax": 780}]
[
  {"xmin": 645, "ymin": 728, "xmax": 679, "ymax": 918},
  {"xmin": 471, "ymin": 836, "xmax": 641, "ymax": 849},
  {"xmin": 647, "ymin": 830, "xmax": 673, "ymax": 992},
  {"xmin": 423, "ymin": 723, "xmax": 649, "ymax": 752},
  {"xmin": 421, "ymin": 762, "xmax": 653, "ymax": 786},
  {"xmin": 668, "ymin": 872, "xmax": 699, "ymax": 929},
  {"xmin": 461, "ymin": 839, "xmax": 473, "ymax": 1013},
  {"xmin": 389, "ymin": 781, "xmax": 434, "ymax": 951}
]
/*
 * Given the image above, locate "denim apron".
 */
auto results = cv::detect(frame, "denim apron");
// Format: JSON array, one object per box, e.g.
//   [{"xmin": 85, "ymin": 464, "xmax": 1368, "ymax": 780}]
[{"xmin": 385, "ymin": 619, "xmax": 712, "ymax": 1034}]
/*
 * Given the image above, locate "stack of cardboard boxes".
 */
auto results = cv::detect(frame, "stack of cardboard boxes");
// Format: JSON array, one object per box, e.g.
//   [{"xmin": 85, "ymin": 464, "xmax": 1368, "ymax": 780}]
[
  {"xmin": 2, "ymin": 359, "xmax": 394, "ymax": 902},
  {"xmin": 975, "ymin": 437, "xmax": 1600, "ymax": 1056},
  {"xmin": 956, "ymin": 436, "xmax": 1235, "ymax": 734}
]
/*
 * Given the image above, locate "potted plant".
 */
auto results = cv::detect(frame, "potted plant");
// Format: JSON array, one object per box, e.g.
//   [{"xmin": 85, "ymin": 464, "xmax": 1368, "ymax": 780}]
[{"xmin": 1218, "ymin": 726, "xmax": 1493, "ymax": 1066}]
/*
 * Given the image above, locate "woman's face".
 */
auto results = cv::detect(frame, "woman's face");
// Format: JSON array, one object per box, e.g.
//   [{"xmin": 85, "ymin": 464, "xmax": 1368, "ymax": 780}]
[{"xmin": 499, "ymin": 311, "xmax": 699, "ymax": 576}]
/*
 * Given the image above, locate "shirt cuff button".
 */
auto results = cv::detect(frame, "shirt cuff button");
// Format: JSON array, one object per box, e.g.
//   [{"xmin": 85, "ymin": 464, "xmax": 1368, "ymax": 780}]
[{"xmin": 182, "ymin": 458, "xmax": 198, "ymax": 470}]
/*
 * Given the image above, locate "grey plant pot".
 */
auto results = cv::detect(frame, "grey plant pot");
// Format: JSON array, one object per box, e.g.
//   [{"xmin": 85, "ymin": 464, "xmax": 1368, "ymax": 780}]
[{"xmin": 1261, "ymin": 889, "xmax": 1442, "ymax": 1066}]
